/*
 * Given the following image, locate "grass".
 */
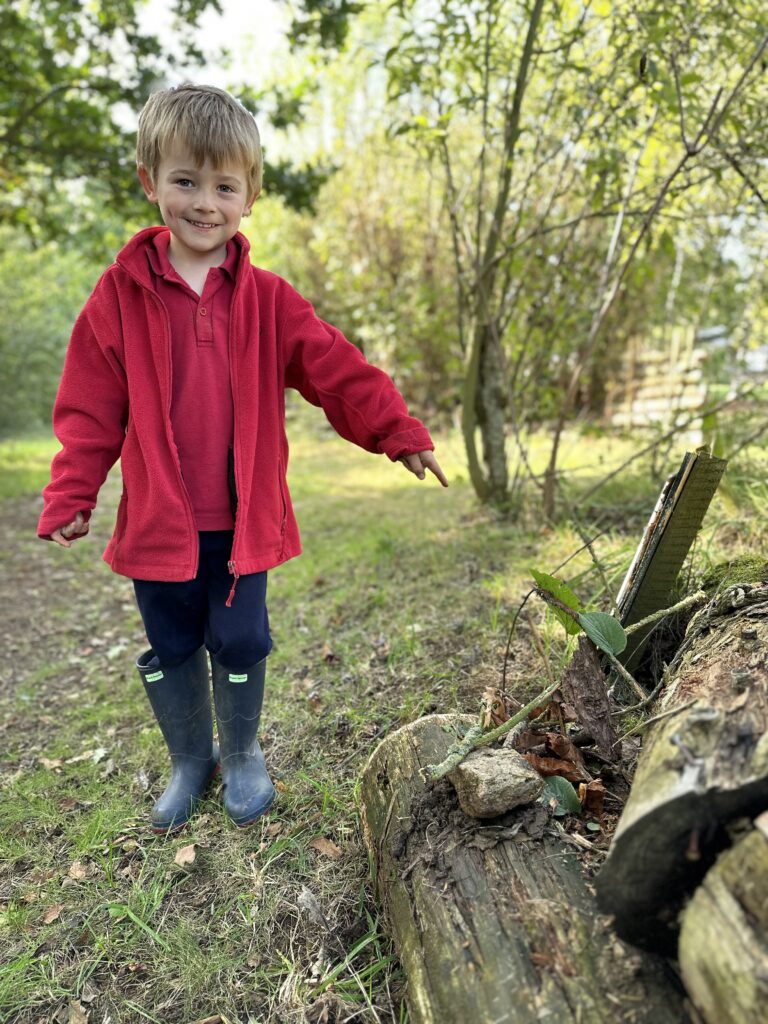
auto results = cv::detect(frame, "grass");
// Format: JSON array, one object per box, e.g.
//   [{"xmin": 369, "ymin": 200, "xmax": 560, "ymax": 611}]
[{"xmin": 1, "ymin": 395, "xmax": 766, "ymax": 1022}]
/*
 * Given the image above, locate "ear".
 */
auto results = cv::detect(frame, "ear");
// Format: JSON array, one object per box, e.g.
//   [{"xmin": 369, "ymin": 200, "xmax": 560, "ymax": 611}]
[
  {"xmin": 243, "ymin": 188, "xmax": 260, "ymax": 216},
  {"xmin": 137, "ymin": 165, "xmax": 158, "ymax": 203}
]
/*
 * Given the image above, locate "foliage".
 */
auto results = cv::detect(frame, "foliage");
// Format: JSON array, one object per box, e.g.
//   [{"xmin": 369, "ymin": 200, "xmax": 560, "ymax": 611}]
[
  {"xmin": 0, "ymin": 0, "xmax": 222, "ymax": 242},
  {"xmin": 0, "ymin": 232, "xmax": 100, "ymax": 435},
  {"xmin": 532, "ymin": 568, "xmax": 628, "ymax": 655}
]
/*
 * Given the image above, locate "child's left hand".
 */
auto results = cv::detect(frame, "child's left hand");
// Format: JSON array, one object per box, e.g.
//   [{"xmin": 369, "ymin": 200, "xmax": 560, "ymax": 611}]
[{"xmin": 398, "ymin": 450, "xmax": 449, "ymax": 487}]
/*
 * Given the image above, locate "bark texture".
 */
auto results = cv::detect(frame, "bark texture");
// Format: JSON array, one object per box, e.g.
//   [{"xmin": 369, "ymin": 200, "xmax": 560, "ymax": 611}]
[
  {"xmin": 677, "ymin": 813, "xmax": 768, "ymax": 1024},
  {"xmin": 359, "ymin": 713, "xmax": 685, "ymax": 1024},
  {"xmin": 596, "ymin": 584, "xmax": 768, "ymax": 952}
]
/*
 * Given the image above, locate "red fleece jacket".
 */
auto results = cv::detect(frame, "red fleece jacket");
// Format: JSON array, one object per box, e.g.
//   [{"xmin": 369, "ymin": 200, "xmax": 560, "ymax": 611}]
[{"xmin": 38, "ymin": 227, "xmax": 434, "ymax": 598}]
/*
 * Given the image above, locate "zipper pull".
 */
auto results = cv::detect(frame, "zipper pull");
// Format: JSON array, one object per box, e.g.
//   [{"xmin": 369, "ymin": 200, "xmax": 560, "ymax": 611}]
[{"xmin": 226, "ymin": 560, "xmax": 240, "ymax": 608}]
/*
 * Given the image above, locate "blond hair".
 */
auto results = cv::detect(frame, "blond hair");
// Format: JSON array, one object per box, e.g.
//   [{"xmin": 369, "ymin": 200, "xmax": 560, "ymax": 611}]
[{"xmin": 136, "ymin": 83, "xmax": 263, "ymax": 198}]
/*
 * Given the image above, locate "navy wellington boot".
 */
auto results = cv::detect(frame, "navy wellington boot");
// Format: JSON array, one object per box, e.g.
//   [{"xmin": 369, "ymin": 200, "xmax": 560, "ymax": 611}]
[
  {"xmin": 136, "ymin": 647, "xmax": 220, "ymax": 833},
  {"xmin": 211, "ymin": 655, "xmax": 276, "ymax": 827}
]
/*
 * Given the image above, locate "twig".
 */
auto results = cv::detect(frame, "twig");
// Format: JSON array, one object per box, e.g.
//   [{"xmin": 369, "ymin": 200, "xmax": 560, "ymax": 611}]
[
  {"xmin": 602, "ymin": 650, "xmax": 646, "ymax": 701},
  {"xmin": 424, "ymin": 679, "xmax": 561, "ymax": 782},
  {"xmin": 623, "ymin": 590, "xmax": 708, "ymax": 636}
]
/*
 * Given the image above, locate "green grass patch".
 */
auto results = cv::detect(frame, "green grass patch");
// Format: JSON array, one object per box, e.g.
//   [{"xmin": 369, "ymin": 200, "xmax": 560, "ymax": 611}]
[{"xmin": 1, "ymin": 398, "xmax": 766, "ymax": 1023}]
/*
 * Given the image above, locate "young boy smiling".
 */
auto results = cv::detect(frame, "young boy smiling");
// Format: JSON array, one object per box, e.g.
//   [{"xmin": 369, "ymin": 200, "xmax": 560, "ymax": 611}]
[{"xmin": 38, "ymin": 83, "xmax": 447, "ymax": 833}]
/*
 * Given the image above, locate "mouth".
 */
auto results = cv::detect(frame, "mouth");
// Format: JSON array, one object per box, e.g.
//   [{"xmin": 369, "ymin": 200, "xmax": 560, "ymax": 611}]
[{"xmin": 185, "ymin": 219, "xmax": 219, "ymax": 230}]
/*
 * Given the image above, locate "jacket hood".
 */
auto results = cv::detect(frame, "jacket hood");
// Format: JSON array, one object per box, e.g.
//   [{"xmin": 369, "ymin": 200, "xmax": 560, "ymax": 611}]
[{"xmin": 114, "ymin": 225, "xmax": 252, "ymax": 290}]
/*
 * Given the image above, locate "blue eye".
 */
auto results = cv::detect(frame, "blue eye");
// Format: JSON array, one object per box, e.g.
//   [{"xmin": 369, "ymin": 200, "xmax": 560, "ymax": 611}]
[
  {"xmin": 218, "ymin": 184, "xmax": 234, "ymax": 193},
  {"xmin": 175, "ymin": 178, "xmax": 193, "ymax": 187}
]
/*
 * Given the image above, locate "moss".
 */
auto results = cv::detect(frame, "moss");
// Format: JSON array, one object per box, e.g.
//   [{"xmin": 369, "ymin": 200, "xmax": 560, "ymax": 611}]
[{"xmin": 701, "ymin": 555, "xmax": 768, "ymax": 592}]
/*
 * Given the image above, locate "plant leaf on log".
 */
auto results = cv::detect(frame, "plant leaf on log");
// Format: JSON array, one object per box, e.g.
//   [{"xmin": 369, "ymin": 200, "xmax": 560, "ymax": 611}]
[
  {"xmin": 577, "ymin": 611, "xmax": 627, "ymax": 655},
  {"xmin": 541, "ymin": 776, "xmax": 582, "ymax": 816},
  {"xmin": 531, "ymin": 569, "xmax": 583, "ymax": 635}
]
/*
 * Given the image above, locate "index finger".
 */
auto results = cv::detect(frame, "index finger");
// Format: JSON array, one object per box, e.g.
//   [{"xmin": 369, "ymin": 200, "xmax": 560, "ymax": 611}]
[{"xmin": 421, "ymin": 451, "xmax": 449, "ymax": 488}]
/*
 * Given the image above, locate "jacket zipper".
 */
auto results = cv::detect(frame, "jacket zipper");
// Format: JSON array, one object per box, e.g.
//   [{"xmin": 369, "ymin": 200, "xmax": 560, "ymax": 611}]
[
  {"xmin": 151, "ymin": 291, "xmax": 199, "ymax": 580},
  {"xmin": 226, "ymin": 289, "xmax": 242, "ymax": 607}
]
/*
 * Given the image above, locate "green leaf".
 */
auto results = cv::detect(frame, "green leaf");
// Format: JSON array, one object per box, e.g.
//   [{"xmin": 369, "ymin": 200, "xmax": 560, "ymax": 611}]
[
  {"xmin": 540, "ymin": 776, "xmax": 582, "ymax": 817},
  {"xmin": 530, "ymin": 569, "xmax": 583, "ymax": 636},
  {"xmin": 577, "ymin": 612, "xmax": 627, "ymax": 656}
]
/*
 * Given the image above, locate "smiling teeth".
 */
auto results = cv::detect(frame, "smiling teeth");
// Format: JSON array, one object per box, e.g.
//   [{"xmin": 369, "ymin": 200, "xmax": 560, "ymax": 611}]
[{"xmin": 189, "ymin": 220, "xmax": 216, "ymax": 228}]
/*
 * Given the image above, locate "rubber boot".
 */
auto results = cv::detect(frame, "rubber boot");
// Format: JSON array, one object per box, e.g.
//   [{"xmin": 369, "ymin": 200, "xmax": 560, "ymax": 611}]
[
  {"xmin": 136, "ymin": 647, "xmax": 220, "ymax": 833},
  {"xmin": 211, "ymin": 655, "xmax": 276, "ymax": 827}
]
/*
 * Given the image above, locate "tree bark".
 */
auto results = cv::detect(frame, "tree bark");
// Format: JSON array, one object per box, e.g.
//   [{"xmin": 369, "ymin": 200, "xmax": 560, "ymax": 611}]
[
  {"xmin": 359, "ymin": 714, "xmax": 685, "ymax": 1024},
  {"xmin": 677, "ymin": 812, "xmax": 768, "ymax": 1024},
  {"xmin": 596, "ymin": 583, "xmax": 768, "ymax": 953}
]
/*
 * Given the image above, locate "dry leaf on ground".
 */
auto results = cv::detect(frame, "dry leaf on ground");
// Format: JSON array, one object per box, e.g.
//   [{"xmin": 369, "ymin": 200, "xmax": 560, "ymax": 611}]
[
  {"xmin": 67, "ymin": 1000, "xmax": 89, "ymax": 1024},
  {"xmin": 309, "ymin": 837, "xmax": 342, "ymax": 859},
  {"xmin": 42, "ymin": 904, "xmax": 65, "ymax": 924},
  {"xmin": 174, "ymin": 843, "xmax": 197, "ymax": 867}
]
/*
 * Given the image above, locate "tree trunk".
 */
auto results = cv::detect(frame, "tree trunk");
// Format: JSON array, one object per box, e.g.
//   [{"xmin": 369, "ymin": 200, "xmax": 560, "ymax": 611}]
[
  {"xmin": 677, "ymin": 812, "xmax": 768, "ymax": 1024},
  {"xmin": 359, "ymin": 714, "xmax": 685, "ymax": 1024},
  {"xmin": 596, "ymin": 583, "xmax": 768, "ymax": 953}
]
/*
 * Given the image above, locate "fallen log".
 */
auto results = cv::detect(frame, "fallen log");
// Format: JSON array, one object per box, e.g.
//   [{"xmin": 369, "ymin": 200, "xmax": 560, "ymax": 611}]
[
  {"xmin": 359, "ymin": 713, "xmax": 685, "ymax": 1024},
  {"xmin": 677, "ymin": 811, "xmax": 768, "ymax": 1024},
  {"xmin": 596, "ymin": 583, "xmax": 768, "ymax": 952}
]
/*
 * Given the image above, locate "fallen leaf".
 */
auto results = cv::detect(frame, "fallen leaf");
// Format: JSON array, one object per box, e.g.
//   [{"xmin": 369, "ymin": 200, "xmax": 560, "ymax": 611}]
[
  {"xmin": 59, "ymin": 797, "xmax": 78, "ymax": 811},
  {"xmin": 39, "ymin": 758, "xmax": 64, "ymax": 770},
  {"xmin": 266, "ymin": 822, "xmax": 283, "ymax": 836},
  {"xmin": 275, "ymin": 779, "xmax": 289, "ymax": 794},
  {"xmin": 174, "ymin": 843, "xmax": 197, "ymax": 867},
  {"xmin": 320, "ymin": 642, "xmax": 335, "ymax": 663},
  {"xmin": 480, "ymin": 687, "xmax": 508, "ymax": 730},
  {"xmin": 578, "ymin": 779, "xmax": 606, "ymax": 817},
  {"xmin": 65, "ymin": 752, "xmax": 93, "ymax": 764},
  {"xmin": 80, "ymin": 981, "xmax": 99, "ymax": 1004},
  {"xmin": 67, "ymin": 999, "xmax": 89, "ymax": 1024},
  {"xmin": 307, "ymin": 690, "xmax": 323, "ymax": 712},
  {"xmin": 309, "ymin": 837, "xmax": 342, "ymax": 859},
  {"xmin": 68, "ymin": 862, "xmax": 88, "ymax": 880},
  {"xmin": 42, "ymin": 904, "xmax": 65, "ymax": 924},
  {"xmin": 523, "ymin": 752, "xmax": 589, "ymax": 783}
]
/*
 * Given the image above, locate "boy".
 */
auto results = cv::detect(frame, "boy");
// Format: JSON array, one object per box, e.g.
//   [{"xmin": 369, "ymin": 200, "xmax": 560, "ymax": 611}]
[{"xmin": 37, "ymin": 83, "xmax": 448, "ymax": 834}]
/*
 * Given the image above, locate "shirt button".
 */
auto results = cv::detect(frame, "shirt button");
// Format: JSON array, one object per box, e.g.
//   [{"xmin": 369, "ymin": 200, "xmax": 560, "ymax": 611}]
[{"xmin": 200, "ymin": 307, "xmax": 207, "ymax": 316}]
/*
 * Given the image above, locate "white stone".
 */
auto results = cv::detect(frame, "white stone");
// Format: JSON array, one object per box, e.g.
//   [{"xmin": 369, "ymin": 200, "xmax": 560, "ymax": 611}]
[{"xmin": 448, "ymin": 747, "xmax": 544, "ymax": 819}]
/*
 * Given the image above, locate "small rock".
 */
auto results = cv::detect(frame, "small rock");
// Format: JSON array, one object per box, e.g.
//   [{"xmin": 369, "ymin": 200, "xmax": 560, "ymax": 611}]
[{"xmin": 448, "ymin": 747, "xmax": 544, "ymax": 818}]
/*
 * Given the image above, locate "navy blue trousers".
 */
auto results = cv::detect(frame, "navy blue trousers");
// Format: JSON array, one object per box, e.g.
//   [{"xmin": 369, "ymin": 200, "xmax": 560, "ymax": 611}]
[{"xmin": 132, "ymin": 531, "xmax": 272, "ymax": 671}]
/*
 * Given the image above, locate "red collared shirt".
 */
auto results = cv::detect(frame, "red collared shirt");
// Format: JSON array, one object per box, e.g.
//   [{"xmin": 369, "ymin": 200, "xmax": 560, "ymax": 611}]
[{"xmin": 147, "ymin": 232, "xmax": 237, "ymax": 530}]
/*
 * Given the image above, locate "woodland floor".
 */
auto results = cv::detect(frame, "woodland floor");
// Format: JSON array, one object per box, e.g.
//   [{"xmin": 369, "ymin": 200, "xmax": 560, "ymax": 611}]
[{"xmin": 1, "ymin": 397, "xmax": 764, "ymax": 1024}]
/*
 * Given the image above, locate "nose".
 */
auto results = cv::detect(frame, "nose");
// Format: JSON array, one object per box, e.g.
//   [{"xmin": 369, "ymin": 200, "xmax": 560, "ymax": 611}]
[{"xmin": 192, "ymin": 187, "xmax": 217, "ymax": 211}]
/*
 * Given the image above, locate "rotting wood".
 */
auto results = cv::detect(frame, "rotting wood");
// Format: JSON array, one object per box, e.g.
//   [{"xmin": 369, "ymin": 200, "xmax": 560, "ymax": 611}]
[
  {"xmin": 359, "ymin": 714, "xmax": 686, "ymax": 1024},
  {"xmin": 678, "ymin": 812, "xmax": 768, "ymax": 1024},
  {"xmin": 596, "ymin": 583, "xmax": 768, "ymax": 952}
]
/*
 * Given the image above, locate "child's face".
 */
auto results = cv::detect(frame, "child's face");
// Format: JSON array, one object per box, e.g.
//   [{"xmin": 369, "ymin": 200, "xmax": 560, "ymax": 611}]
[{"xmin": 138, "ymin": 144, "xmax": 256, "ymax": 264}]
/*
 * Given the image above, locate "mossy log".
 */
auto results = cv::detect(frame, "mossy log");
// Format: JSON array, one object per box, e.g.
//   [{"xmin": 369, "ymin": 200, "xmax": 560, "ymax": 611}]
[
  {"xmin": 677, "ymin": 813, "xmax": 768, "ymax": 1024},
  {"xmin": 597, "ymin": 584, "xmax": 768, "ymax": 952},
  {"xmin": 359, "ymin": 714, "xmax": 685, "ymax": 1024}
]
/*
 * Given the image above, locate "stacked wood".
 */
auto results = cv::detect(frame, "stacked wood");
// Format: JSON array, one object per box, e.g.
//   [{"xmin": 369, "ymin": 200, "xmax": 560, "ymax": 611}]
[
  {"xmin": 596, "ymin": 583, "xmax": 768, "ymax": 956},
  {"xmin": 604, "ymin": 330, "xmax": 707, "ymax": 433},
  {"xmin": 359, "ymin": 714, "xmax": 685, "ymax": 1024}
]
